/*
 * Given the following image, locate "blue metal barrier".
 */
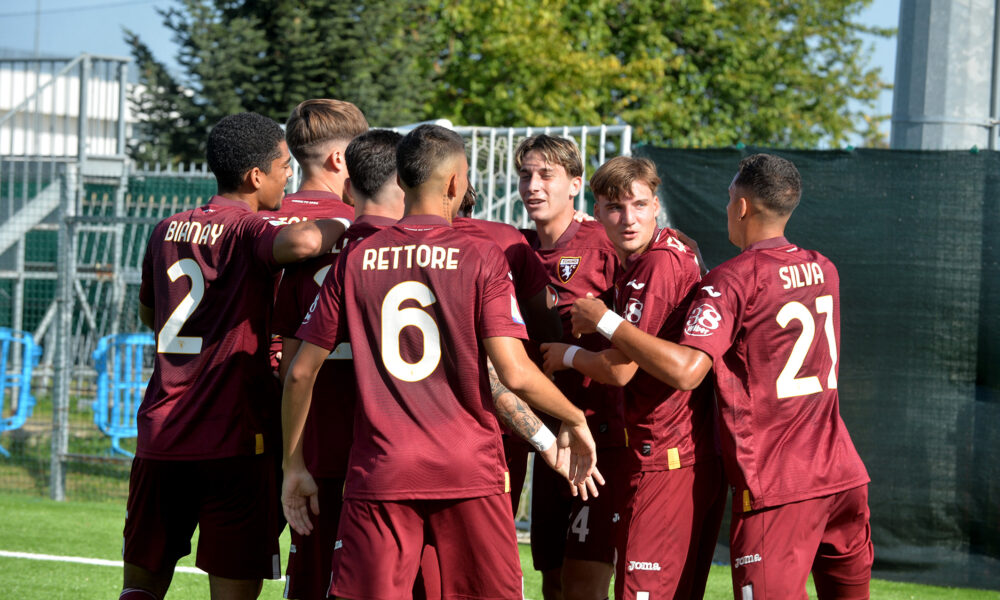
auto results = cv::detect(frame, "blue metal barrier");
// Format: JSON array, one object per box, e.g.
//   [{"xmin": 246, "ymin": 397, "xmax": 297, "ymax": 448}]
[
  {"xmin": 0, "ymin": 328, "xmax": 41, "ymax": 458},
  {"xmin": 92, "ymin": 333, "xmax": 153, "ymax": 458}
]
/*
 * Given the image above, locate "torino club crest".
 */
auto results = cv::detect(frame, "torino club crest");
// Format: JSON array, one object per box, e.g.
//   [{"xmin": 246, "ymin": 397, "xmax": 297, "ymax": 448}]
[{"xmin": 557, "ymin": 256, "xmax": 581, "ymax": 283}]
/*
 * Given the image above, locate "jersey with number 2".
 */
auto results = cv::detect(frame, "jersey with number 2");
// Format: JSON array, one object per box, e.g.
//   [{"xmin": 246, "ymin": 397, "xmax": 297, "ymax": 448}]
[
  {"xmin": 678, "ymin": 236, "xmax": 868, "ymax": 511},
  {"xmin": 138, "ymin": 196, "xmax": 283, "ymax": 460}
]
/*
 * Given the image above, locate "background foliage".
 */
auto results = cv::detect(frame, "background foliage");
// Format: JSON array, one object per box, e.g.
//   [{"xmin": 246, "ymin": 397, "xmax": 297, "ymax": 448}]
[{"xmin": 126, "ymin": 0, "xmax": 892, "ymax": 163}]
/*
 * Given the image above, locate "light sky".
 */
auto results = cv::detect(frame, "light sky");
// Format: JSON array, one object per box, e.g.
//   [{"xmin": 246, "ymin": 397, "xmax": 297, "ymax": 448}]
[{"xmin": 0, "ymin": 0, "xmax": 901, "ymax": 139}]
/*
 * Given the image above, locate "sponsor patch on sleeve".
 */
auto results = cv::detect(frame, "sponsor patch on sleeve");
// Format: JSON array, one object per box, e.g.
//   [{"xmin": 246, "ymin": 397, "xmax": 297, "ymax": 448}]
[{"xmin": 684, "ymin": 303, "xmax": 722, "ymax": 336}]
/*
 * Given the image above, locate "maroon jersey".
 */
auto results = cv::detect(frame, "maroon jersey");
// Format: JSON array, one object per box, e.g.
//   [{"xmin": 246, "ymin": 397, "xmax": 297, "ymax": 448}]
[
  {"xmin": 614, "ymin": 228, "xmax": 716, "ymax": 471},
  {"xmin": 296, "ymin": 215, "xmax": 528, "ymax": 500},
  {"xmin": 266, "ymin": 190, "xmax": 355, "ymax": 368},
  {"xmin": 137, "ymin": 196, "xmax": 284, "ymax": 459},
  {"xmin": 522, "ymin": 220, "xmax": 626, "ymax": 448},
  {"xmin": 274, "ymin": 216, "xmax": 398, "ymax": 477},
  {"xmin": 453, "ymin": 217, "xmax": 549, "ymax": 301},
  {"xmin": 678, "ymin": 236, "xmax": 869, "ymax": 511}
]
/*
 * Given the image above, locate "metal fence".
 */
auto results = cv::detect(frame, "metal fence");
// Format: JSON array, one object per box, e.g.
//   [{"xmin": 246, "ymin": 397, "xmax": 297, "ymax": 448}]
[{"xmin": 0, "ymin": 53, "xmax": 633, "ymax": 504}]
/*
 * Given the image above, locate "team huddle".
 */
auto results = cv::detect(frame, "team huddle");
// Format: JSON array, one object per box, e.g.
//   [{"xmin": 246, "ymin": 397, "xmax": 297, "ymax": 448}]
[{"xmin": 120, "ymin": 99, "xmax": 873, "ymax": 600}]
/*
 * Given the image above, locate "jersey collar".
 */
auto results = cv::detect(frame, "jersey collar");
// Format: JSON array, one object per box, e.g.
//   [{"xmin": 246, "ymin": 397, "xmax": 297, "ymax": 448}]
[
  {"xmin": 354, "ymin": 215, "xmax": 398, "ymax": 227},
  {"xmin": 208, "ymin": 195, "xmax": 254, "ymax": 213},
  {"xmin": 744, "ymin": 236, "xmax": 795, "ymax": 252},
  {"xmin": 396, "ymin": 214, "xmax": 452, "ymax": 228}
]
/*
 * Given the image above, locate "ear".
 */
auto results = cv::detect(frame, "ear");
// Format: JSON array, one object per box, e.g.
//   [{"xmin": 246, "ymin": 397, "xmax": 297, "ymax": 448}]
[
  {"xmin": 738, "ymin": 196, "xmax": 749, "ymax": 221},
  {"xmin": 245, "ymin": 167, "xmax": 264, "ymax": 191},
  {"xmin": 653, "ymin": 195, "xmax": 661, "ymax": 219},
  {"xmin": 326, "ymin": 148, "xmax": 344, "ymax": 173},
  {"xmin": 568, "ymin": 175, "xmax": 583, "ymax": 198}
]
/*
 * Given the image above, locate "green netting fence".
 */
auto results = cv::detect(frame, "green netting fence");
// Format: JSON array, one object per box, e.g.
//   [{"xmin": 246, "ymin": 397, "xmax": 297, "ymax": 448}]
[{"xmin": 637, "ymin": 145, "xmax": 1000, "ymax": 590}]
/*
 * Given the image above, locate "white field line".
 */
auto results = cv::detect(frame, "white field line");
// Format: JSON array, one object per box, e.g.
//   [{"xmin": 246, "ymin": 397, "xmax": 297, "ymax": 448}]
[{"xmin": 0, "ymin": 550, "xmax": 205, "ymax": 574}]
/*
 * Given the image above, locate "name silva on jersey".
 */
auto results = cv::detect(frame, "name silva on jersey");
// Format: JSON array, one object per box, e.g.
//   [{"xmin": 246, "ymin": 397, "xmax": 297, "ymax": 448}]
[{"xmin": 778, "ymin": 262, "xmax": 825, "ymax": 290}]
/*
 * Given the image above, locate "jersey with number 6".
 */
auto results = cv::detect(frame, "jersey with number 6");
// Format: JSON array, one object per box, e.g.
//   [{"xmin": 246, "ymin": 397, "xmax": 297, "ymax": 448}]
[
  {"xmin": 137, "ymin": 196, "xmax": 284, "ymax": 460},
  {"xmin": 296, "ymin": 214, "xmax": 528, "ymax": 501},
  {"xmin": 678, "ymin": 236, "xmax": 868, "ymax": 511}
]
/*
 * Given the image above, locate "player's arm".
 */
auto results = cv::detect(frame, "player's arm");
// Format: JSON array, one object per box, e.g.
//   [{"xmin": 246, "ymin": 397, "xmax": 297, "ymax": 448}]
[
  {"xmin": 487, "ymin": 359, "xmax": 601, "ymax": 499},
  {"xmin": 521, "ymin": 285, "xmax": 563, "ymax": 343},
  {"xmin": 280, "ymin": 340, "xmax": 328, "ymax": 535},
  {"xmin": 138, "ymin": 302, "xmax": 154, "ymax": 330},
  {"xmin": 272, "ymin": 218, "xmax": 349, "ymax": 264},
  {"xmin": 483, "ymin": 335, "xmax": 599, "ymax": 486},
  {"xmin": 539, "ymin": 342, "xmax": 638, "ymax": 386},
  {"xmin": 278, "ymin": 337, "xmax": 302, "ymax": 383},
  {"xmin": 571, "ymin": 296, "xmax": 712, "ymax": 391}
]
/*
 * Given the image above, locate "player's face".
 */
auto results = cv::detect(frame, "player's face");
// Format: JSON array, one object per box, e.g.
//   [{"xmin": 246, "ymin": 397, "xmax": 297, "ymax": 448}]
[
  {"xmin": 518, "ymin": 151, "xmax": 582, "ymax": 225},
  {"xmin": 726, "ymin": 176, "xmax": 745, "ymax": 248},
  {"xmin": 259, "ymin": 141, "xmax": 293, "ymax": 212},
  {"xmin": 596, "ymin": 181, "xmax": 660, "ymax": 258}
]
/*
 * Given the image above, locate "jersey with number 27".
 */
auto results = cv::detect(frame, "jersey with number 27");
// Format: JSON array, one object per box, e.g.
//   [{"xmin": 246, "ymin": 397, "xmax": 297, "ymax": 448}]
[
  {"xmin": 138, "ymin": 196, "xmax": 284, "ymax": 460},
  {"xmin": 678, "ymin": 237, "xmax": 868, "ymax": 511},
  {"xmin": 296, "ymin": 215, "xmax": 527, "ymax": 501}
]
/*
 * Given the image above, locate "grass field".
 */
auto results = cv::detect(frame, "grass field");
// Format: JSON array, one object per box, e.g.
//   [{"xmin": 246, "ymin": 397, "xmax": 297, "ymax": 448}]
[{"xmin": 0, "ymin": 493, "xmax": 997, "ymax": 599}]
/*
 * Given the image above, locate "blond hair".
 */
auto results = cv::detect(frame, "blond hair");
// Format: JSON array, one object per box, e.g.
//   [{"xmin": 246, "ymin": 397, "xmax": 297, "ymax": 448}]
[
  {"xmin": 513, "ymin": 134, "xmax": 583, "ymax": 178},
  {"xmin": 590, "ymin": 156, "xmax": 661, "ymax": 202},
  {"xmin": 285, "ymin": 99, "xmax": 369, "ymax": 165}
]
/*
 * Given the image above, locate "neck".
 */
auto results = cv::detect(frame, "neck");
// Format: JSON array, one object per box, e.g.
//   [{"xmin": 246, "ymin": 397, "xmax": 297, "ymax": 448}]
[
  {"xmin": 297, "ymin": 175, "xmax": 341, "ymax": 196},
  {"xmin": 740, "ymin": 221, "xmax": 786, "ymax": 250},
  {"xmin": 535, "ymin": 209, "xmax": 575, "ymax": 249},
  {"xmin": 615, "ymin": 235, "xmax": 653, "ymax": 264},
  {"xmin": 218, "ymin": 191, "xmax": 258, "ymax": 212},
  {"xmin": 403, "ymin": 191, "xmax": 453, "ymax": 223}
]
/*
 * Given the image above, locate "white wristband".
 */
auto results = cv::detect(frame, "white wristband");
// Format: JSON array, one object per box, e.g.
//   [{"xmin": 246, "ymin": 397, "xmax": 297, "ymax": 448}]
[
  {"xmin": 563, "ymin": 345, "xmax": 581, "ymax": 369},
  {"xmin": 529, "ymin": 426, "xmax": 557, "ymax": 452},
  {"xmin": 596, "ymin": 310, "xmax": 625, "ymax": 340}
]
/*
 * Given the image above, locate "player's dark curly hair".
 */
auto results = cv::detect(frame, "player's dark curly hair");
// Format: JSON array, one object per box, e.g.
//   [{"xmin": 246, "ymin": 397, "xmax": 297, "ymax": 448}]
[
  {"xmin": 206, "ymin": 112, "xmax": 285, "ymax": 193},
  {"xmin": 733, "ymin": 153, "xmax": 802, "ymax": 216},
  {"xmin": 396, "ymin": 124, "xmax": 466, "ymax": 189},
  {"xmin": 345, "ymin": 129, "xmax": 403, "ymax": 199}
]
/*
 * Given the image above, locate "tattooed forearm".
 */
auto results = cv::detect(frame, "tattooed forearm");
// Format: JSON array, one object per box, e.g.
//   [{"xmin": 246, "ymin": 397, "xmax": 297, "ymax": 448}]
[{"xmin": 488, "ymin": 359, "xmax": 544, "ymax": 439}]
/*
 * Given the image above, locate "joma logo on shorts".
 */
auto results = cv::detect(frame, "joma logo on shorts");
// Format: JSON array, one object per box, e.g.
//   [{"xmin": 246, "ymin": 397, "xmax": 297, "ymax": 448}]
[
  {"xmin": 627, "ymin": 561, "xmax": 661, "ymax": 572},
  {"xmin": 734, "ymin": 553, "xmax": 762, "ymax": 568}
]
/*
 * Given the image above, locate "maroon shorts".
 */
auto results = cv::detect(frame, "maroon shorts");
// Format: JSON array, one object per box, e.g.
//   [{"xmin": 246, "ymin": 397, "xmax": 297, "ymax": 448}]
[
  {"xmin": 730, "ymin": 484, "xmax": 873, "ymax": 600},
  {"xmin": 284, "ymin": 476, "xmax": 345, "ymax": 600},
  {"xmin": 529, "ymin": 446, "xmax": 627, "ymax": 572},
  {"xmin": 123, "ymin": 455, "xmax": 282, "ymax": 580},
  {"xmin": 614, "ymin": 458, "xmax": 725, "ymax": 600},
  {"xmin": 330, "ymin": 494, "xmax": 521, "ymax": 600}
]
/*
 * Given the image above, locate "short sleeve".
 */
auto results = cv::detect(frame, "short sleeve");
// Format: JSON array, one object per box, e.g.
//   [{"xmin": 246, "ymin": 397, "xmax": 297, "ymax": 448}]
[
  {"xmin": 295, "ymin": 252, "xmax": 347, "ymax": 351},
  {"xmin": 677, "ymin": 264, "xmax": 746, "ymax": 361},
  {"xmin": 479, "ymin": 244, "xmax": 529, "ymax": 340},
  {"xmin": 244, "ymin": 215, "xmax": 286, "ymax": 270}
]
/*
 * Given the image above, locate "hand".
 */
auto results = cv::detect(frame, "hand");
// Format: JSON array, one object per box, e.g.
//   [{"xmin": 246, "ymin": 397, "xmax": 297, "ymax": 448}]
[
  {"xmin": 281, "ymin": 467, "xmax": 320, "ymax": 536},
  {"xmin": 674, "ymin": 229, "xmax": 709, "ymax": 276},
  {"xmin": 556, "ymin": 421, "xmax": 600, "ymax": 488},
  {"xmin": 540, "ymin": 342, "xmax": 572, "ymax": 376},
  {"xmin": 571, "ymin": 295, "xmax": 611, "ymax": 338},
  {"xmin": 572, "ymin": 209, "xmax": 595, "ymax": 223}
]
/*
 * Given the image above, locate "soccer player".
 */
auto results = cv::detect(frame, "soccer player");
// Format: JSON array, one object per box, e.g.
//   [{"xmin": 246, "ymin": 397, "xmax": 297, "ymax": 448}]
[
  {"xmin": 571, "ymin": 153, "xmax": 873, "ymax": 600},
  {"xmin": 540, "ymin": 156, "xmax": 725, "ymax": 600},
  {"xmin": 516, "ymin": 134, "xmax": 626, "ymax": 600},
  {"xmin": 281, "ymin": 124, "xmax": 599, "ymax": 600},
  {"xmin": 122, "ymin": 112, "xmax": 348, "ymax": 600},
  {"xmin": 274, "ymin": 128, "xmax": 401, "ymax": 600},
  {"xmin": 454, "ymin": 188, "xmax": 561, "ymax": 515}
]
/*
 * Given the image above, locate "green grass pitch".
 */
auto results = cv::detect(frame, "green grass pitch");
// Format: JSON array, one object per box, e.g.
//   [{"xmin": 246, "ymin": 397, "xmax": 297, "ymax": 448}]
[{"xmin": 0, "ymin": 492, "xmax": 995, "ymax": 599}]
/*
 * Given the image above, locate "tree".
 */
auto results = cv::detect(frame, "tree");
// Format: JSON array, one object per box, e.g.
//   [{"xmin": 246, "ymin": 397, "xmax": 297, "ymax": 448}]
[
  {"xmin": 127, "ymin": 0, "xmax": 437, "ymax": 163},
  {"xmin": 127, "ymin": 0, "xmax": 892, "ymax": 160}
]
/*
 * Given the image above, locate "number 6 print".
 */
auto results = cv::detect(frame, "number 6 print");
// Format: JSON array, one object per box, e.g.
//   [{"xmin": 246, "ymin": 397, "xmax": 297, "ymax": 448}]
[{"xmin": 381, "ymin": 281, "xmax": 442, "ymax": 382}]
